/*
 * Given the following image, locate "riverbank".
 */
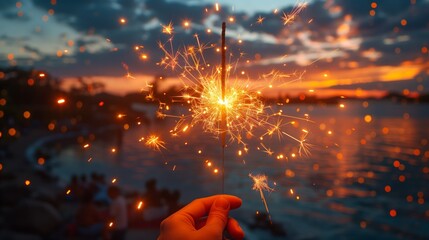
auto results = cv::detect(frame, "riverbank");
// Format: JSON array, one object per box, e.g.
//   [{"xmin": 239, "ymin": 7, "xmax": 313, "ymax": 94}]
[{"xmin": 0, "ymin": 130, "xmax": 160, "ymax": 239}]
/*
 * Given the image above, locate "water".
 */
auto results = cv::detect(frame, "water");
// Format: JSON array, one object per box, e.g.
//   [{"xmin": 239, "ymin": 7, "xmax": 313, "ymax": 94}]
[{"xmin": 50, "ymin": 101, "xmax": 429, "ymax": 239}]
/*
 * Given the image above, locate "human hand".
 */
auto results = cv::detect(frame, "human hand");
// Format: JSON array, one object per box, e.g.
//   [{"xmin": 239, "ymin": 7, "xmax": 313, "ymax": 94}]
[{"xmin": 158, "ymin": 194, "xmax": 244, "ymax": 240}]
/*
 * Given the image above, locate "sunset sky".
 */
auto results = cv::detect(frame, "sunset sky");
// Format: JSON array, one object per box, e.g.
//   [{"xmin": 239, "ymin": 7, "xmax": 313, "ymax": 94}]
[{"xmin": 0, "ymin": 0, "xmax": 428, "ymax": 96}]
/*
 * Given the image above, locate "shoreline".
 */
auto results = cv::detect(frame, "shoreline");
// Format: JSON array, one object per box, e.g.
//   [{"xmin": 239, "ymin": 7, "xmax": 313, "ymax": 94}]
[{"xmin": 1, "ymin": 129, "xmax": 161, "ymax": 239}]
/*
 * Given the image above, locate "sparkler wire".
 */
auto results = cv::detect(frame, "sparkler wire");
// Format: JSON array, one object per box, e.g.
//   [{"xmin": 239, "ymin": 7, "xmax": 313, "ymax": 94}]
[{"xmin": 221, "ymin": 22, "xmax": 226, "ymax": 193}]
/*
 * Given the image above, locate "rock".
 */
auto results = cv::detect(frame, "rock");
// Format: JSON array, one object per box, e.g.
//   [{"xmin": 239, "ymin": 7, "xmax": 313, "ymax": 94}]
[
  {"xmin": 0, "ymin": 230, "xmax": 42, "ymax": 240},
  {"xmin": 9, "ymin": 199, "xmax": 62, "ymax": 236}
]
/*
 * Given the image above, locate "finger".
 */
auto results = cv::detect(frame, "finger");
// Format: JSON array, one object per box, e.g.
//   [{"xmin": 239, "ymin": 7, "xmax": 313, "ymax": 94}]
[
  {"xmin": 200, "ymin": 197, "xmax": 230, "ymax": 237},
  {"xmin": 226, "ymin": 217, "xmax": 245, "ymax": 240},
  {"xmin": 176, "ymin": 195, "xmax": 242, "ymax": 223}
]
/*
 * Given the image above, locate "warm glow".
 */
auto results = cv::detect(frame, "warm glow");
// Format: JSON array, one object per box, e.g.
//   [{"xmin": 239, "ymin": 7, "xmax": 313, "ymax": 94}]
[
  {"xmin": 183, "ymin": 20, "xmax": 190, "ymax": 28},
  {"xmin": 119, "ymin": 18, "xmax": 127, "ymax": 24},
  {"xmin": 8, "ymin": 128, "xmax": 16, "ymax": 136},
  {"xmin": 38, "ymin": 157, "xmax": 45, "ymax": 165},
  {"xmin": 364, "ymin": 115, "xmax": 372, "ymax": 123}
]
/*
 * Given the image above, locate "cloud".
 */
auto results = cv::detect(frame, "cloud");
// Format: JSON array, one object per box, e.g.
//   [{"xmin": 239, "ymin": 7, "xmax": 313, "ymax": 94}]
[{"xmin": 1, "ymin": 0, "xmax": 428, "ymax": 94}]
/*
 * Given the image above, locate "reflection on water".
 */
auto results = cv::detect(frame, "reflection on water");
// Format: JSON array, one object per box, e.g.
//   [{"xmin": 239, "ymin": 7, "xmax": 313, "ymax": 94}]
[{"xmin": 51, "ymin": 101, "xmax": 429, "ymax": 239}]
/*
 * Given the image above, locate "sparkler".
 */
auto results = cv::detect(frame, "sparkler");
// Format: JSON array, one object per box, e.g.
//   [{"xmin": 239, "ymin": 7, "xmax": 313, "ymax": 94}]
[{"xmin": 151, "ymin": 2, "xmax": 310, "ymax": 220}]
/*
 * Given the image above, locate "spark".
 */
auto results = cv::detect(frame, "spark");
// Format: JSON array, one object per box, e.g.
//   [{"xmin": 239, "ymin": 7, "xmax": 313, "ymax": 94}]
[
  {"xmin": 260, "ymin": 143, "xmax": 274, "ymax": 156},
  {"xmin": 282, "ymin": 2, "xmax": 307, "ymax": 25},
  {"xmin": 183, "ymin": 20, "xmax": 191, "ymax": 28},
  {"xmin": 119, "ymin": 17, "xmax": 127, "ymax": 24},
  {"xmin": 249, "ymin": 174, "xmax": 273, "ymax": 223},
  {"xmin": 162, "ymin": 22, "xmax": 174, "ymax": 35},
  {"xmin": 122, "ymin": 63, "xmax": 135, "ymax": 79},
  {"xmin": 144, "ymin": 135, "xmax": 167, "ymax": 151},
  {"xmin": 140, "ymin": 53, "xmax": 149, "ymax": 60},
  {"xmin": 256, "ymin": 16, "xmax": 265, "ymax": 24},
  {"xmin": 137, "ymin": 201, "xmax": 144, "ymax": 210}
]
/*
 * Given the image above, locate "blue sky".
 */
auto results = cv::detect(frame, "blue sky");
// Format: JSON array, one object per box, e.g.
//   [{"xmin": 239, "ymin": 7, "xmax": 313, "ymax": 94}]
[{"xmin": 1, "ymin": 0, "xmax": 428, "ymax": 96}]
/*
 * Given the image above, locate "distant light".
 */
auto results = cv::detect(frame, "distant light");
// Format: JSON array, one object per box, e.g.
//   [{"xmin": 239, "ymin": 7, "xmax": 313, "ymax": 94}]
[
  {"xmin": 25, "ymin": 180, "xmax": 31, "ymax": 186},
  {"xmin": 389, "ymin": 209, "xmax": 397, "ymax": 217},
  {"xmin": 39, "ymin": 73, "xmax": 46, "ymax": 78},
  {"xmin": 8, "ymin": 128, "xmax": 16, "ymax": 137},
  {"xmin": 364, "ymin": 115, "xmax": 372, "ymax": 123},
  {"xmin": 384, "ymin": 185, "xmax": 391, "ymax": 192},
  {"xmin": 57, "ymin": 98, "xmax": 65, "ymax": 104},
  {"xmin": 23, "ymin": 111, "xmax": 31, "ymax": 119},
  {"xmin": 38, "ymin": 157, "xmax": 45, "ymax": 165},
  {"xmin": 228, "ymin": 17, "xmax": 235, "ymax": 22}
]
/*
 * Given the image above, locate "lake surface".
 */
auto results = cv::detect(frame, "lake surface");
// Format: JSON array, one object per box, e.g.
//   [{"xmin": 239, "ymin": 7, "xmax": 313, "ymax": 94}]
[{"xmin": 50, "ymin": 100, "xmax": 429, "ymax": 239}]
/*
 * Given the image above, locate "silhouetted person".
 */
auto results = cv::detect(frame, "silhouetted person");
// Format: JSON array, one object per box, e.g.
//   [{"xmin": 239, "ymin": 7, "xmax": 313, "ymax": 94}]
[
  {"xmin": 75, "ymin": 192, "xmax": 104, "ymax": 239},
  {"xmin": 108, "ymin": 185, "xmax": 128, "ymax": 240},
  {"xmin": 143, "ymin": 179, "xmax": 161, "ymax": 207}
]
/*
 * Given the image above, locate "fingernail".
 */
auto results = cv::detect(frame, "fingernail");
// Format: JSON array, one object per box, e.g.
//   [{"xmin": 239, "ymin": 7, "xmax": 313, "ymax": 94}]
[{"xmin": 214, "ymin": 197, "xmax": 230, "ymax": 210}]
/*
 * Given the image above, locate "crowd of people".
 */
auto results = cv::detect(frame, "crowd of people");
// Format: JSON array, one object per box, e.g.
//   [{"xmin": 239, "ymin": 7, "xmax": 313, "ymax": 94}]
[{"xmin": 63, "ymin": 173, "xmax": 182, "ymax": 240}]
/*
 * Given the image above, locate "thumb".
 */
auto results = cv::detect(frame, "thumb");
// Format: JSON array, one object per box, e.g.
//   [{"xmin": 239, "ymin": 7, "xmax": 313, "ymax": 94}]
[{"xmin": 202, "ymin": 197, "xmax": 230, "ymax": 236}]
